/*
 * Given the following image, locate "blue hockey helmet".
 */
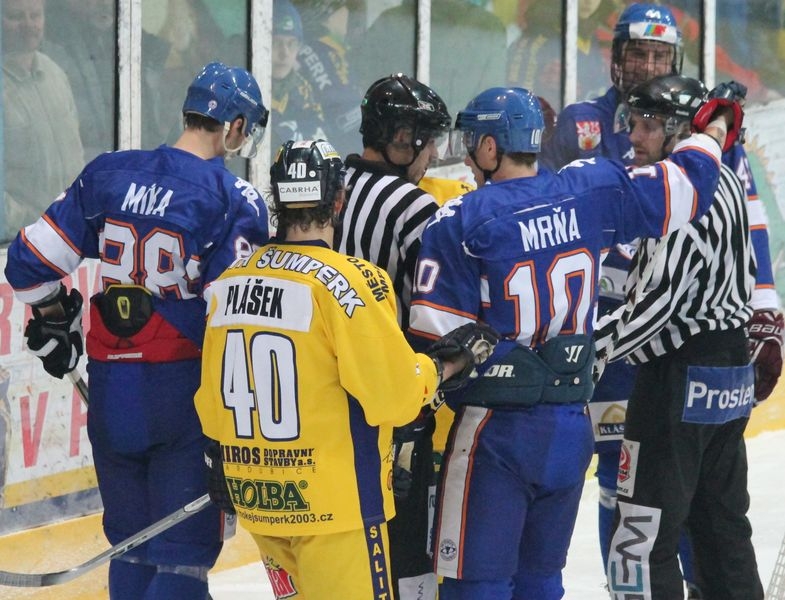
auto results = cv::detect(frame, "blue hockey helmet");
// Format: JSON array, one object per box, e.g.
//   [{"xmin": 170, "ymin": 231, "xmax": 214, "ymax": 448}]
[
  {"xmin": 182, "ymin": 62, "xmax": 269, "ymax": 156},
  {"xmin": 454, "ymin": 87, "xmax": 545, "ymax": 156},
  {"xmin": 611, "ymin": 3, "xmax": 683, "ymax": 93}
]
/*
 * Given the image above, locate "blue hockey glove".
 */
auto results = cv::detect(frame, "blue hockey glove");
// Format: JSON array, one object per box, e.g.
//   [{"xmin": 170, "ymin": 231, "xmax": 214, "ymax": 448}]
[
  {"xmin": 427, "ymin": 322, "xmax": 500, "ymax": 391},
  {"xmin": 204, "ymin": 439, "xmax": 236, "ymax": 514},
  {"xmin": 25, "ymin": 286, "xmax": 84, "ymax": 379}
]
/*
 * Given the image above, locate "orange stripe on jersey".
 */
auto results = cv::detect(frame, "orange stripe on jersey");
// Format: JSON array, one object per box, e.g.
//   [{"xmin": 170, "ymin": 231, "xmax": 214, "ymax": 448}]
[
  {"xmin": 410, "ymin": 299, "xmax": 478, "ymax": 321},
  {"xmin": 20, "ymin": 228, "xmax": 69, "ymax": 278},
  {"xmin": 674, "ymin": 140, "xmax": 721, "ymax": 165},
  {"xmin": 659, "ymin": 162, "xmax": 672, "ymax": 236},
  {"xmin": 457, "ymin": 410, "xmax": 492, "ymax": 579},
  {"xmin": 42, "ymin": 214, "xmax": 81, "ymax": 255}
]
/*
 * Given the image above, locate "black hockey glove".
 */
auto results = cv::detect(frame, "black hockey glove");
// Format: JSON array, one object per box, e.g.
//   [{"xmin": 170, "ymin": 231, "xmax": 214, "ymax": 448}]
[
  {"xmin": 692, "ymin": 81, "xmax": 746, "ymax": 151},
  {"xmin": 24, "ymin": 286, "xmax": 84, "ymax": 379},
  {"xmin": 748, "ymin": 309, "xmax": 784, "ymax": 403},
  {"xmin": 391, "ymin": 411, "xmax": 436, "ymax": 499},
  {"xmin": 392, "ymin": 465, "xmax": 413, "ymax": 498},
  {"xmin": 427, "ymin": 322, "xmax": 500, "ymax": 391},
  {"xmin": 204, "ymin": 439, "xmax": 236, "ymax": 514}
]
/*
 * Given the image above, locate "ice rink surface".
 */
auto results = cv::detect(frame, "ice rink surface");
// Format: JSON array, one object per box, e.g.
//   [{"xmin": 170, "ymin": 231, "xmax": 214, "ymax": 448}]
[{"xmin": 209, "ymin": 429, "xmax": 785, "ymax": 599}]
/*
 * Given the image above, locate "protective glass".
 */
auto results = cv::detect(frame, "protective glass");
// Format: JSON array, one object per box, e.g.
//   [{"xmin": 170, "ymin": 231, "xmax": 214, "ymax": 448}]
[
  {"xmin": 416, "ymin": 128, "xmax": 452, "ymax": 160},
  {"xmin": 238, "ymin": 122, "xmax": 266, "ymax": 159},
  {"xmin": 614, "ymin": 102, "xmax": 631, "ymax": 133},
  {"xmin": 447, "ymin": 128, "xmax": 477, "ymax": 159}
]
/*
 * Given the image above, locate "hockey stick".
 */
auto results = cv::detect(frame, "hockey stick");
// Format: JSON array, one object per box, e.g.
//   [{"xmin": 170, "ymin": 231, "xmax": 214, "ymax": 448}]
[
  {"xmin": 67, "ymin": 369, "xmax": 89, "ymax": 405},
  {"xmin": 0, "ymin": 493, "xmax": 211, "ymax": 587},
  {"xmin": 0, "ymin": 370, "xmax": 216, "ymax": 587},
  {"xmin": 767, "ymin": 527, "xmax": 785, "ymax": 599}
]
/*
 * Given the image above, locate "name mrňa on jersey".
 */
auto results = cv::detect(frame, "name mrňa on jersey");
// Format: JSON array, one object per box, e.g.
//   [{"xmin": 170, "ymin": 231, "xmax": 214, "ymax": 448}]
[
  {"xmin": 121, "ymin": 182, "xmax": 173, "ymax": 216},
  {"xmin": 519, "ymin": 206, "xmax": 581, "ymax": 252}
]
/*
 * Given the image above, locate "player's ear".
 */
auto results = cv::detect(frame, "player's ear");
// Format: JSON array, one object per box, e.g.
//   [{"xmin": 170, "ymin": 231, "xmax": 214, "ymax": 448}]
[
  {"xmin": 333, "ymin": 189, "xmax": 345, "ymax": 216},
  {"xmin": 484, "ymin": 134, "xmax": 498, "ymax": 160}
]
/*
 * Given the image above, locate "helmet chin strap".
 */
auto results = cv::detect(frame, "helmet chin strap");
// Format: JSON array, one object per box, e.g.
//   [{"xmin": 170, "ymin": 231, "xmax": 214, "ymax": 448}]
[
  {"xmin": 382, "ymin": 141, "xmax": 422, "ymax": 181},
  {"xmin": 468, "ymin": 147, "xmax": 502, "ymax": 184},
  {"xmin": 222, "ymin": 122, "xmax": 243, "ymax": 156}
]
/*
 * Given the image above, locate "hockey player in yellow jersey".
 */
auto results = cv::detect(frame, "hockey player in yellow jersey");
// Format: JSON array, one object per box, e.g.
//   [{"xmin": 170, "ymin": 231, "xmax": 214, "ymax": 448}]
[{"xmin": 195, "ymin": 139, "xmax": 498, "ymax": 599}]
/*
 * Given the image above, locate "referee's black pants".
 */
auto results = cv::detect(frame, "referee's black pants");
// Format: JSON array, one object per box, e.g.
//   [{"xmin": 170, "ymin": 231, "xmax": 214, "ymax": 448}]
[{"xmin": 607, "ymin": 328, "xmax": 764, "ymax": 600}]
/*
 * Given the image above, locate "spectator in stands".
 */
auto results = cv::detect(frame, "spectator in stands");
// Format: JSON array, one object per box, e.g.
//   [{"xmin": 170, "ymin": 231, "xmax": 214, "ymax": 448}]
[
  {"xmin": 2, "ymin": 0, "xmax": 84, "ymax": 240},
  {"xmin": 45, "ymin": 0, "xmax": 169, "ymax": 159},
  {"xmin": 292, "ymin": 0, "xmax": 364, "ymax": 157},
  {"xmin": 270, "ymin": 0, "xmax": 327, "ymax": 156}
]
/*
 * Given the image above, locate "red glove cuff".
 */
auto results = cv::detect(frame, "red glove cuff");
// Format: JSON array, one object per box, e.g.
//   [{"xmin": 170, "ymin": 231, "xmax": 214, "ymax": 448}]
[{"xmin": 692, "ymin": 98, "xmax": 744, "ymax": 152}]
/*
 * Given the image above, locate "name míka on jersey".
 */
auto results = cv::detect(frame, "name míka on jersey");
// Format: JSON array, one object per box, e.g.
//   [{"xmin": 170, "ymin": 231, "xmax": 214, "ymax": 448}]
[
  {"xmin": 519, "ymin": 206, "xmax": 581, "ymax": 252},
  {"xmin": 224, "ymin": 278, "xmax": 284, "ymax": 318},
  {"xmin": 255, "ymin": 248, "xmax": 365, "ymax": 316}
]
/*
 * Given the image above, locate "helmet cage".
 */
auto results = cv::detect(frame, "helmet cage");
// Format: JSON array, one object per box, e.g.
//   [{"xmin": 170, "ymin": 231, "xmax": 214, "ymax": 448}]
[{"xmin": 611, "ymin": 3, "xmax": 683, "ymax": 93}]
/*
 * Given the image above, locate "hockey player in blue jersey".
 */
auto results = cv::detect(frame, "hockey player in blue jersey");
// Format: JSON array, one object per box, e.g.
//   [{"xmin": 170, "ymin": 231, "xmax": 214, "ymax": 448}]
[
  {"xmin": 4, "ymin": 62, "xmax": 271, "ymax": 600},
  {"xmin": 408, "ymin": 86, "xmax": 740, "ymax": 599},
  {"xmin": 541, "ymin": 5, "xmax": 782, "ymax": 595}
]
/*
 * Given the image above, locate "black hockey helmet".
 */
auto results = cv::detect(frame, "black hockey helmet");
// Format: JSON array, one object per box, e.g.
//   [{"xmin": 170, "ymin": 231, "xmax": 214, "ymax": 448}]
[
  {"xmin": 270, "ymin": 139, "xmax": 345, "ymax": 210},
  {"xmin": 360, "ymin": 73, "xmax": 451, "ymax": 156},
  {"xmin": 626, "ymin": 74, "xmax": 707, "ymax": 136}
]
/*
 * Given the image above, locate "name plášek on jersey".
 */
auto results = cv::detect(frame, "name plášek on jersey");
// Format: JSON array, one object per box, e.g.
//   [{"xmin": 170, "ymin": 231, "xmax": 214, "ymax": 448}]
[{"xmin": 214, "ymin": 248, "xmax": 392, "ymax": 325}]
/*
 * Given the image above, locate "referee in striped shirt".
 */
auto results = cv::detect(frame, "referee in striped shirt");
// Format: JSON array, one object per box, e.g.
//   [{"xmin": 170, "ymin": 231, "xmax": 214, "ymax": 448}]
[
  {"xmin": 596, "ymin": 75, "xmax": 766, "ymax": 599},
  {"xmin": 335, "ymin": 73, "xmax": 452, "ymax": 600}
]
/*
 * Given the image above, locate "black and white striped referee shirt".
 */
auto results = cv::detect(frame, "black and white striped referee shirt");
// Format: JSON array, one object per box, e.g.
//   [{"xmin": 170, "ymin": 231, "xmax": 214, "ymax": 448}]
[
  {"xmin": 596, "ymin": 163, "xmax": 756, "ymax": 364},
  {"xmin": 336, "ymin": 154, "xmax": 439, "ymax": 329}
]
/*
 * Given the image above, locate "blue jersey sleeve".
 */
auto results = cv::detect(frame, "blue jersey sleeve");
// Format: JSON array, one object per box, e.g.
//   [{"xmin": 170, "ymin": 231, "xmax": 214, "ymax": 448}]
[
  {"xmin": 5, "ymin": 166, "xmax": 97, "ymax": 302},
  {"xmin": 723, "ymin": 143, "xmax": 778, "ymax": 309},
  {"xmin": 409, "ymin": 199, "xmax": 482, "ymax": 342}
]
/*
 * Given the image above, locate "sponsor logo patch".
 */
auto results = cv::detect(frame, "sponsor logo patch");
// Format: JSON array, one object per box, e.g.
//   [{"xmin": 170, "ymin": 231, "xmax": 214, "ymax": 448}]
[
  {"xmin": 607, "ymin": 501, "xmax": 661, "ymax": 598},
  {"xmin": 683, "ymin": 364, "xmax": 755, "ymax": 424},
  {"xmin": 616, "ymin": 438, "xmax": 639, "ymax": 498},
  {"xmin": 588, "ymin": 401, "xmax": 627, "ymax": 442},
  {"xmin": 439, "ymin": 538, "xmax": 458, "ymax": 562},
  {"xmin": 263, "ymin": 557, "xmax": 297, "ymax": 598}
]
